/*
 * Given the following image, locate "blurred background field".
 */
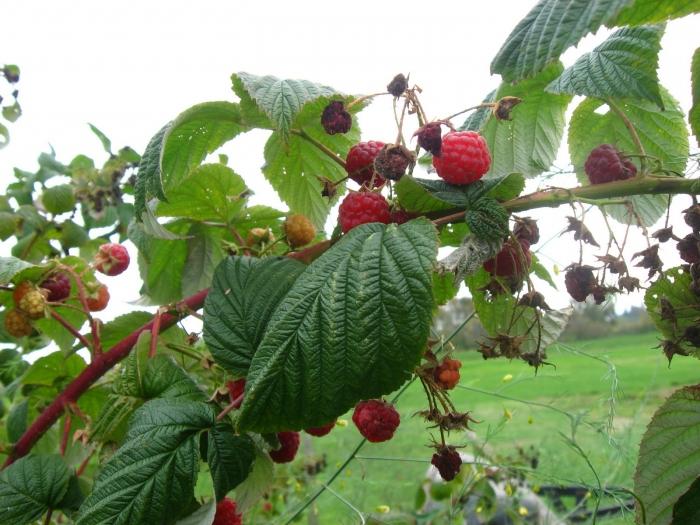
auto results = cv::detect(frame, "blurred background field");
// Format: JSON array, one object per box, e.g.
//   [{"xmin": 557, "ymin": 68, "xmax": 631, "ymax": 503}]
[{"xmin": 240, "ymin": 325, "xmax": 698, "ymax": 524}]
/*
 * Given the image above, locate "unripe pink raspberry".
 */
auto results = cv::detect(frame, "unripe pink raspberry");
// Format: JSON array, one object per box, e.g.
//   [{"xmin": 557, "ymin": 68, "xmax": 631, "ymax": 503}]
[{"xmin": 94, "ymin": 243, "xmax": 130, "ymax": 276}]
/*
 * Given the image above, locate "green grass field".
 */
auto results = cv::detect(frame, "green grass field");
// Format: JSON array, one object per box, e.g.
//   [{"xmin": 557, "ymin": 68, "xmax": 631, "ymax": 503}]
[{"xmin": 243, "ymin": 332, "xmax": 700, "ymax": 525}]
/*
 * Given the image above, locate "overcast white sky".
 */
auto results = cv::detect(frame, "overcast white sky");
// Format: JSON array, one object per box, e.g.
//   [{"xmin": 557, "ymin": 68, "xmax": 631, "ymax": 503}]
[{"xmin": 1, "ymin": 1, "xmax": 699, "ymax": 332}]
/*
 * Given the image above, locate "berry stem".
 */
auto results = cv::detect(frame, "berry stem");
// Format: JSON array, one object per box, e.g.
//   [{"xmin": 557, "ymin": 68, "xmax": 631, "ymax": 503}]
[
  {"xmin": 290, "ymin": 128, "xmax": 347, "ymax": 170},
  {"xmin": 148, "ymin": 307, "xmax": 164, "ymax": 358},
  {"xmin": 49, "ymin": 310, "xmax": 92, "ymax": 350},
  {"xmin": 443, "ymin": 103, "xmax": 494, "ymax": 123},
  {"xmin": 606, "ymin": 98, "xmax": 647, "ymax": 175},
  {"xmin": 346, "ymin": 92, "xmax": 389, "ymax": 110},
  {"xmin": 60, "ymin": 266, "xmax": 101, "ymax": 356},
  {"xmin": 216, "ymin": 393, "xmax": 245, "ymax": 421}
]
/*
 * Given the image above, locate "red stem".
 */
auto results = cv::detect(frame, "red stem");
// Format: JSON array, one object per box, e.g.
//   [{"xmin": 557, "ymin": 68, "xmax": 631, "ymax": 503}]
[
  {"xmin": 59, "ymin": 413, "xmax": 71, "ymax": 456},
  {"xmin": 149, "ymin": 308, "xmax": 163, "ymax": 358},
  {"xmin": 3, "ymin": 288, "xmax": 210, "ymax": 468}
]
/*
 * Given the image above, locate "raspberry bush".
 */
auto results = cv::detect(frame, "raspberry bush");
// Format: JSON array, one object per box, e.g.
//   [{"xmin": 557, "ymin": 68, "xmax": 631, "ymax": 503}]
[{"xmin": 0, "ymin": 4, "xmax": 700, "ymax": 524}]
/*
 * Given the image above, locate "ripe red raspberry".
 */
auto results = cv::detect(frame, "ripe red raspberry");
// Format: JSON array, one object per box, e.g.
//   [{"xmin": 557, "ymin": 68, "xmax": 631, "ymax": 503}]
[
  {"xmin": 434, "ymin": 358, "xmax": 462, "ymax": 390},
  {"xmin": 432, "ymin": 131, "xmax": 491, "ymax": 185},
  {"xmin": 352, "ymin": 399, "xmax": 400, "ymax": 443},
  {"xmin": 213, "ymin": 497, "xmax": 242, "ymax": 525},
  {"xmin": 269, "ymin": 431, "xmax": 300, "ymax": 463},
  {"xmin": 345, "ymin": 141, "xmax": 385, "ymax": 187},
  {"xmin": 284, "ymin": 214, "xmax": 316, "ymax": 248},
  {"xmin": 321, "ymin": 101, "xmax": 352, "ymax": 135},
  {"xmin": 483, "ymin": 239, "xmax": 531, "ymax": 278},
  {"xmin": 86, "ymin": 284, "xmax": 110, "ymax": 311},
  {"xmin": 226, "ymin": 378, "xmax": 246, "ymax": 409},
  {"xmin": 40, "ymin": 272, "xmax": 71, "ymax": 302},
  {"xmin": 18, "ymin": 289, "xmax": 47, "ymax": 320},
  {"xmin": 564, "ymin": 264, "xmax": 596, "ymax": 302},
  {"xmin": 304, "ymin": 420, "xmax": 336, "ymax": 437},
  {"xmin": 431, "ymin": 446, "xmax": 462, "ymax": 481},
  {"xmin": 584, "ymin": 144, "xmax": 637, "ymax": 185},
  {"xmin": 677, "ymin": 234, "xmax": 700, "ymax": 264},
  {"xmin": 338, "ymin": 192, "xmax": 391, "ymax": 233},
  {"xmin": 94, "ymin": 243, "xmax": 130, "ymax": 276},
  {"xmin": 414, "ymin": 122, "xmax": 442, "ymax": 156},
  {"xmin": 4, "ymin": 309, "xmax": 33, "ymax": 338}
]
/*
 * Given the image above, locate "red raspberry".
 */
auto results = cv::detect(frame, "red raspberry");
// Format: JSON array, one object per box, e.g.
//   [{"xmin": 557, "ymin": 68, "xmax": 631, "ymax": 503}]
[
  {"xmin": 677, "ymin": 234, "xmax": 700, "ymax": 264},
  {"xmin": 213, "ymin": 497, "xmax": 242, "ymax": 525},
  {"xmin": 304, "ymin": 420, "xmax": 336, "ymax": 437},
  {"xmin": 414, "ymin": 122, "xmax": 442, "ymax": 156},
  {"xmin": 432, "ymin": 131, "xmax": 491, "ymax": 185},
  {"xmin": 564, "ymin": 264, "xmax": 596, "ymax": 302},
  {"xmin": 269, "ymin": 431, "xmax": 300, "ymax": 463},
  {"xmin": 4, "ymin": 309, "xmax": 33, "ymax": 338},
  {"xmin": 483, "ymin": 239, "xmax": 531, "ymax": 278},
  {"xmin": 226, "ymin": 378, "xmax": 246, "ymax": 409},
  {"xmin": 434, "ymin": 358, "xmax": 462, "ymax": 390},
  {"xmin": 345, "ymin": 141, "xmax": 385, "ymax": 187},
  {"xmin": 338, "ymin": 192, "xmax": 391, "ymax": 233},
  {"xmin": 584, "ymin": 144, "xmax": 636, "ymax": 185},
  {"xmin": 352, "ymin": 399, "xmax": 400, "ymax": 443},
  {"xmin": 431, "ymin": 446, "xmax": 462, "ymax": 481},
  {"xmin": 321, "ymin": 101, "xmax": 352, "ymax": 135},
  {"xmin": 40, "ymin": 272, "xmax": 71, "ymax": 302},
  {"xmin": 94, "ymin": 243, "xmax": 130, "ymax": 276},
  {"xmin": 86, "ymin": 284, "xmax": 110, "ymax": 311}
]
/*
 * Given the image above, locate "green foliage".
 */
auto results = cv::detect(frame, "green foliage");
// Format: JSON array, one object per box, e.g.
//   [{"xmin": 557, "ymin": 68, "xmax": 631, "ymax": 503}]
[
  {"xmin": 546, "ymin": 25, "xmax": 665, "ymax": 109},
  {"xmin": 41, "ymin": 184, "xmax": 77, "ymax": 215},
  {"xmin": 491, "ymin": 0, "xmax": 628, "ymax": 82},
  {"xmin": 0, "ymin": 455, "xmax": 75, "ymax": 525},
  {"xmin": 203, "ymin": 256, "xmax": 306, "ymax": 376},
  {"xmin": 237, "ymin": 220, "xmax": 438, "ymax": 432},
  {"xmin": 0, "ymin": 256, "xmax": 36, "ymax": 285},
  {"xmin": 135, "ymin": 124, "xmax": 169, "ymax": 219},
  {"xmin": 464, "ymin": 198, "xmax": 509, "ymax": 242},
  {"xmin": 611, "ymin": 0, "xmax": 700, "ymax": 25},
  {"xmin": 207, "ymin": 422, "xmax": 255, "ymax": 500},
  {"xmin": 634, "ymin": 385, "xmax": 700, "ymax": 525},
  {"xmin": 568, "ymin": 89, "xmax": 689, "ymax": 225},
  {"xmin": 673, "ymin": 476, "xmax": 700, "ymax": 524},
  {"xmin": 482, "ymin": 63, "xmax": 572, "ymax": 178},
  {"xmin": 691, "ymin": 47, "xmax": 700, "ymax": 147}
]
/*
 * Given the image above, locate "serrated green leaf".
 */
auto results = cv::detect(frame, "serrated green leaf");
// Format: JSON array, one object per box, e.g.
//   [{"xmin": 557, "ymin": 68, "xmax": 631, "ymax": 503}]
[
  {"xmin": 465, "ymin": 198, "xmax": 509, "ymax": 242},
  {"xmin": 157, "ymin": 164, "xmax": 249, "ymax": 224},
  {"xmin": 142, "ymin": 354, "xmax": 206, "ymax": 401},
  {"xmin": 0, "ymin": 455, "xmax": 72, "ymax": 525},
  {"xmin": 135, "ymin": 124, "xmax": 170, "ymax": 219},
  {"xmin": 433, "ymin": 272, "xmax": 459, "ymax": 306},
  {"xmin": 207, "ymin": 422, "xmax": 255, "ymax": 500},
  {"xmin": 645, "ymin": 266, "xmax": 700, "ymax": 357},
  {"xmin": 611, "ymin": 0, "xmax": 700, "ymax": 25},
  {"xmin": 181, "ymin": 224, "xmax": 225, "ymax": 297},
  {"xmin": 459, "ymin": 90, "xmax": 496, "ymax": 132},
  {"xmin": 634, "ymin": 385, "xmax": 700, "ymax": 525},
  {"xmin": 394, "ymin": 176, "xmax": 454, "ymax": 214},
  {"xmin": 482, "ymin": 63, "xmax": 572, "ymax": 178},
  {"xmin": 7, "ymin": 399, "xmax": 28, "ymax": 443},
  {"xmin": 88, "ymin": 123, "xmax": 112, "ymax": 154},
  {"xmin": 262, "ymin": 96, "xmax": 359, "ymax": 228},
  {"xmin": 60, "ymin": 219, "xmax": 89, "ymax": 249},
  {"xmin": 691, "ymin": 48, "xmax": 700, "ymax": 147},
  {"xmin": 234, "ymin": 450, "xmax": 274, "ymax": 512},
  {"xmin": 161, "ymin": 102, "xmax": 250, "ymax": 194},
  {"xmin": 99, "ymin": 311, "xmax": 152, "ymax": 351},
  {"xmin": 175, "ymin": 501, "xmax": 216, "ymax": 525},
  {"xmin": 546, "ymin": 25, "xmax": 665, "ymax": 109},
  {"xmin": 486, "ymin": 173, "xmax": 526, "ymax": 202},
  {"xmin": 491, "ymin": 0, "xmax": 629, "ymax": 82},
  {"xmin": 231, "ymin": 72, "xmax": 338, "ymax": 142},
  {"xmin": 0, "ymin": 257, "xmax": 37, "ymax": 285},
  {"xmin": 673, "ymin": 476, "xmax": 700, "ymax": 525},
  {"xmin": 568, "ymin": 89, "xmax": 689, "ymax": 225},
  {"xmin": 23, "ymin": 352, "xmax": 86, "ymax": 387},
  {"xmin": 203, "ymin": 256, "xmax": 306, "ymax": 375},
  {"xmin": 238, "ymin": 219, "xmax": 438, "ymax": 432},
  {"xmin": 77, "ymin": 399, "xmax": 214, "ymax": 525}
]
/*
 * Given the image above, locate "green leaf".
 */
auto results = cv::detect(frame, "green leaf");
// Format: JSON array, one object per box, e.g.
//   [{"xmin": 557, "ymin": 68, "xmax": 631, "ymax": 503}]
[
  {"xmin": 181, "ymin": 224, "xmax": 225, "ymax": 297},
  {"xmin": 634, "ymin": 385, "xmax": 700, "ymax": 525},
  {"xmin": 673, "ymin": 476, "xmax": 700, "ymax": 525},
  {"xmin": 2, "ymin": 101, "xmax": 22, "ymax": 123},
  {"xmin": 7, "ymin": 399, "xmax": 28, "ymax": 443},
  {"xmin": 203, "ymin": 256, "xmax": 306, "ymax": 375},
  {"xmin": 482, "ymin": 63, "xmax": 572, "ymax": 178},
  {"xmin": 175, "ymin": 501, "xmax": 216, "ymax": 525},
  {"xmin": 433, "ymin": 272, "xmax": 459, "ymax": 306},
  {"xmin": 491, "ymin": 0, "xmax": 629, "ymax": 82},
  {"xmin": 60, "ymin": 219, "xmax": 89, "ymax": 249},
  {"xmin": 611, "ymin": 0, "xmax": 700, "ymax": 25},
  {"xmin": 546, "ymin": 25, "xmax": 665, "ymax": 109},
  {"xmin": 0, "ymin": 455, "xmax": 72, "ymax": 525},
  {"xmin": 568, "ymin": 89, "xmax": 689, "ymax": 225},
  {"xmin": 231, "ymin": 72, "xmax": 338, "ymax": 142},
  {"xmin": 0, "ymin": 122, "xmax": 9, "ymax": 149},
  {"xmin": 207, "ymin": 422, "xmax": 255, "ymax": 500},
  {"xmin": 486, "ymin": 173, "xmax": 526, "ymax": 202},
  {"xmin": 98, "ymin": 311, "xmax": 152, "ymax": 351},
  {"xmin": 142, "ymin": 355, "xmax": 206, "ymax": 401},
  {"xmin": 234, "ymin": 450, "xmax": 274, "ymax": 512},
  {"xmin": 76, "ymin": 399, "xmax": 214, "ymax": 525},
  {"xmin": 531, "ymin": 254, "xmax": 557, "ymax": 289},
  {"xmin": 394, "ymin": 176, "xmax": 454, "ymax": 214},
  {"xmin": 459, "ymin": 90, "xmax": 496, "ymax": 132},
  {"xmin": 135, "ymin": 124, "xmax": 170, "ymax": 219},
  {"xmin": 34, "ymin": 302, "xmax": 86, "ymax": 353},
  {"xmin": 262, "ymin": 96, "xmax": 359, "ymax": 228},
  {"xmin": 161, "ymin": 102, "xmax": 250, "ymax": 193},
  {"xmin": 645, "ymin": 266, "xmax": 700, "ymax": 357},
  {"xmin": 157, "ymin": 164, "xmax": 249, "ymax": 224},
  {"xmin": 465, "ymin": 198, "xmax": 509, "ymax": 242},
  {"xmin": 0, "ymin": 257, "xmax": 37, "ymax": 285},
  {"xmin": 238, "ymin": 219, "xmax": 438, "ymax": 432},
  {"xmin": 88, "ymin": 123, "xmax": 113, "ymax": 154},
  {"xmin": 23, "ymin": 352, "xmax": 86, "ymax": 387},
  {"xmin": 691, "ymin": 48, "xmax": 700, "ymax": 147}
]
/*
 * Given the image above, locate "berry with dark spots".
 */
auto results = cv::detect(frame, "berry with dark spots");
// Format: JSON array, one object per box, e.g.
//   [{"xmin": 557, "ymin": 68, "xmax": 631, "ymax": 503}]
[
  {"xmin": 564, "ymin": 264, "xmax": 597, "ymax": 302},
  {"xmin": 321, "ymin": 100, "xmax": 352, "ymax": 135}
]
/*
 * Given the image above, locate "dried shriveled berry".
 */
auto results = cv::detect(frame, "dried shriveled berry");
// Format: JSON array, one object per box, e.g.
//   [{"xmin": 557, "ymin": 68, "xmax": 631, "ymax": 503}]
[
  {"xmin": 321, "ymin": 101, "xmax": 352, "ymax": 135},
  {"xmin": 431, "ymin": 446, "xmax": 462, "ymax": 481},
  {"xmin": 387, "ymin": 73, "xmax": 408, "ymax": 97},
  {"xmin": 513, "ymin": 217, "xmax": 539, "ymax": 245},
  {"xmin": 269, "ymin": 431, "xmax": 300, "ymax": 463},
  {"xmin": 677, "ymin": 234, "xmax": 700, "ymax": 264},
  {"xmin": 564, "ymin": 264, "xmax": 596, "ymax": 302},
  {"xmin": 4, "ymin": 309, "xmax": 33, "ymax": 338},
  {"xmin": 414, "ymin": 122, "xmax": 442, "ymax": 156},
  {"xmin": 352, "ymin": 399, "xmax": 400, "ymax": 442},
  {"xmin": 684, "ymin": 204, "xmax": 700, "ymax": 232},
  {"xmin": 492, "ymin": 96, "xmax": 522, "ymax": 121},
  {"xmin": 373, "ymin": 144, "xmax": 415, "ymax": 181},
  {"xmin": 483, "ymin": 238, "xmax": 531, "ymax": 278},
  {"xmin": 246, "ymin": 227, "xmax": 274, "ymax": 246}
]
